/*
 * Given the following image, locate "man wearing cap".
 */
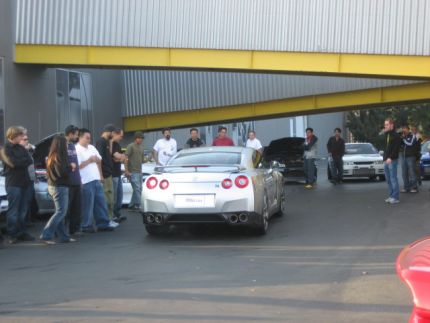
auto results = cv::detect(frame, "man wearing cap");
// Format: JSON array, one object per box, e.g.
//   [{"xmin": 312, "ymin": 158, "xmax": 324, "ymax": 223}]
[
  {"xmin": 95, "ymin": 124, "xmax": 116, "ymax": 221},
  {"xmin": 125, "ymin": 131, "xmax": 145, "ymax": 211}
]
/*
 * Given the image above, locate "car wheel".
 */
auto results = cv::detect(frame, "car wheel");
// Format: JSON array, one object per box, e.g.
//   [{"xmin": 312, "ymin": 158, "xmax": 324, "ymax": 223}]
[
  {"xmin": 145, "ymin": 225, "xmax": 165, "ymax": 235},
  {"xmin": 255, "ymin": 195, "xmax": 269, "ymax": 235},
  {"xmin": 379, "ymin": 175, "xmax": 386, "ymax": 181},
  {"xmin": 275, "ymin": 187, "xmax": 286, "ymax": 217}
]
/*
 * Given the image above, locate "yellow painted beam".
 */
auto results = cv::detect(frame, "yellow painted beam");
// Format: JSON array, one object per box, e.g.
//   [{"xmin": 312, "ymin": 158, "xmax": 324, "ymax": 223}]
[
  {"xmin": 123, "ymin": 82, "xmax": 430, "ymax": 132},
  {"xmin": 15, "ymin": 45, "xmax": 430, "ymax": 78}
]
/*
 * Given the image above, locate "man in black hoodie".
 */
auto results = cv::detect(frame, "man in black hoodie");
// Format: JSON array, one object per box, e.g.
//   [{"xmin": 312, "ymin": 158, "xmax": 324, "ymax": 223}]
[
  {"xmin": 383, "ymin": 118, "xmax": 401, "ymax": 204},
  {"xmin": 1, "ymin": 126, "xmax": 35, "ymax": 243},
  {"xmin": 327, "ymin": 128, "xmax": 345, "ymax": 184},
  {"xmin": 400, "ymin": 125, "xmax": 418, "ymax": 193}
]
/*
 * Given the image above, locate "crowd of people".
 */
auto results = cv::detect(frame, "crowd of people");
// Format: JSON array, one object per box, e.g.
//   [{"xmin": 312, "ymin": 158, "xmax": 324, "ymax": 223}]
[
  {"xmin": 0, "ymin": 119, "xmax": 420, "ymax": 245},
  {"xmin": 0, "ymin": 124, "xmax": 254, "ymax": 246}
]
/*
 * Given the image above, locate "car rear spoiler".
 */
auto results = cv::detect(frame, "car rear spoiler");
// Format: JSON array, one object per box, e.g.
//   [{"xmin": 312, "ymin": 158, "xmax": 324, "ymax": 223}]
[{"xmin": 154, "ymin": 164, "xmax": 245, "ymax": 173}]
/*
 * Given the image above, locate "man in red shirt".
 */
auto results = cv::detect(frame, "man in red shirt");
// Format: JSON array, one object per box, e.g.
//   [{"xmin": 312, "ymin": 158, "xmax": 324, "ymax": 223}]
[{"xmin": 212, "ymin": 126, "xmax": 235, "ymax": 146}]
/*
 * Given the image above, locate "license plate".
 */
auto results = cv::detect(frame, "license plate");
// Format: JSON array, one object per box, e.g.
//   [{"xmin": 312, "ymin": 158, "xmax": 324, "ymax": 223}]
[
  {"xmin": 174, "ymin": 194, "xmax": 215, "ymax": 208},
  {"xmin": 424, "ymin": 168, "xmax": 430, "ymax": 174},
  {"xmin": 353, "ymin": 168, "xmax": 375, "ymax": 176}
]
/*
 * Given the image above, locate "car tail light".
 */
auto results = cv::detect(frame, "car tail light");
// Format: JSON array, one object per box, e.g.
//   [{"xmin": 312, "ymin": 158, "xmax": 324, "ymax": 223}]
[
  {"xmin": 159, "ymin": 179, "xmax": 169, "ymax": 190},
  {"xmin": 235, "ymin": 175, "xmax": 249, "ymax": 188},
  {"xmin": 221, "ymin": 178, "xmax": 233, "ymax": 189},
  {"xmin": 146, "ymin": 177, "xmax": 158, "ymax": 189}
]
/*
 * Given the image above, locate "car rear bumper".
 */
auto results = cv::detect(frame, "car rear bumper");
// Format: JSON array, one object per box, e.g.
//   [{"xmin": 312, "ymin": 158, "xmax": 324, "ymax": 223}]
[{"xmin": 142, "ymin": 211, "xmax": 262, "ymax": 227}]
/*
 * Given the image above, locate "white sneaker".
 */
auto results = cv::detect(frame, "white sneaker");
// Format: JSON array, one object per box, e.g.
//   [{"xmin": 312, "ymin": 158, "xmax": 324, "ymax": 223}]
[
  {"xmin": 385, "ymin": 197, "xmax": 392, "ymax": 203},
  {"xmin": 109, "ymin": 220, "xmax": 119, "ymax": 228},
  {"xmin": 389, "ymin": 199, "xmax": 400, "ymax": 204}
]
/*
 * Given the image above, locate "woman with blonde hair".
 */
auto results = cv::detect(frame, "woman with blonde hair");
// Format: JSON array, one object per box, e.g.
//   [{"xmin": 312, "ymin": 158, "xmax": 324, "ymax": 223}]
[
  {"xmin": 1, "ymin": 126, "xmax": 34, "ymax": 244},
  {"xmin": 40, "ymin": 135, "xmax": 77, "ymax": 244}
]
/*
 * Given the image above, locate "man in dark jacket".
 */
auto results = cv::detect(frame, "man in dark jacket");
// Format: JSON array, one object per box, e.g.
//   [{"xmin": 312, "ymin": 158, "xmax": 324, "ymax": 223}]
[
  {"xmin": 400, "ymin": 125, "xmax": 418, "ymax": 193},
  {"xmin": 383, "ymin": 118, "xmax": 401, "ymax": 204},
  {"xmin": 1, "ymin": 126, "xmax": 35, "ymax": 243},
  {"xmin": 326, "ymin": 128, "xmax": 345, "ymax": 184},
  {"xmin": 96, "ymin": 124, "xmax": 115, "ymax": 221}
]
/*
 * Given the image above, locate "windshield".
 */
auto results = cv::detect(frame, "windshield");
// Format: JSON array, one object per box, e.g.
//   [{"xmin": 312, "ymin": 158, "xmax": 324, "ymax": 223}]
[
  {"xmin": 168, "ymin": 152, "xmax": 242, "ymax": 166},
  {"xmin": 421, "ymin": 141, "xmax": 430, "ymax": 154},
  {"xmin": 345, "ymin": 144, "xmax": 378, "ymax": 155}
]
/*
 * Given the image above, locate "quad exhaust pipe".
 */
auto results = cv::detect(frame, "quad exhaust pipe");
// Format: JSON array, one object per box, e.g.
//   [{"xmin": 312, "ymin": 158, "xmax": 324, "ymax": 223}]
[
  {"xmin": 229, "ymin": 214, "xmax": 239, "ymax": 224},
  {"xmin": 229, "ymin": 213, "xmax": 248, "ymax": 224},
  {"xmin": 239, "ymin": 213, "xmax": 248, "ymax": 223}
]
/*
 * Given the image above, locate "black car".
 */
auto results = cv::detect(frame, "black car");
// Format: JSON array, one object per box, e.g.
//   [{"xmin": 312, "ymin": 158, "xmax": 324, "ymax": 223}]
[{"xmin": 263, "ymin": 137, "xmax": 305, "ymax": 181}]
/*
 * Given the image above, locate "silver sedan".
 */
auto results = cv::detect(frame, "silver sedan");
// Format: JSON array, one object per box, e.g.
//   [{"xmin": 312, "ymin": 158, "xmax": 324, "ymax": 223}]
[{"xmin": 141, "ymin": 147, "xmax": 286, "ymax": 235}]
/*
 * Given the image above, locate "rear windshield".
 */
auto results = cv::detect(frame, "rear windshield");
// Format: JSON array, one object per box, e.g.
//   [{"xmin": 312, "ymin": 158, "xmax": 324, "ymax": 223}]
[
  {"xmin": 421, "ymin": 141, "xmax": 430, "ymax": 154},
  {"xmin": 168, "ymin": 152, "xmax": 241, "ymax": 166},
  {"xmin": 345, "ymin": 144, "xmax": 378, "ymax": 155}
]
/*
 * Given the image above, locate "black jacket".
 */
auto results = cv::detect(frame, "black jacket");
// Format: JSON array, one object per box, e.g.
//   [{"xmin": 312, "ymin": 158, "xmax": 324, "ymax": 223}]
[
  {"xmin": 95, "ymin": 137, "xmax": 113, "ymax": 178},
  {"xmin": 326, "ymin": 136, "xmax": 345, "ymax": 158},
  {"xmin": 383, "ymin": 130, "xmax": 401, "ymax": 161},
  {"xmin": 400, "ymin": 133, "xmax": 419, "ymax": 158},
  {"xmin": 47, "ymin": 159, "xmax": 70, "ymax": 187},
  {"xmin": 1, "ymin": 142, "xmax": 33, "ymax": 187}
]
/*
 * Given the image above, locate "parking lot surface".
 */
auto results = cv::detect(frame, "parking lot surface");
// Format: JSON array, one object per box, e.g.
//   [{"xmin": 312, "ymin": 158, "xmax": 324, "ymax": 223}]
[{"xmin": 1, "ymin": 176, "xmax": 429, "ymax": 322}]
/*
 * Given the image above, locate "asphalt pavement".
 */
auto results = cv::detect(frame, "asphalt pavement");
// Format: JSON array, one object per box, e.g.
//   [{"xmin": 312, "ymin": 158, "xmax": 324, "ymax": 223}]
[{"xmin": 1, "ymin": 173, "xmax": 429, "ymax": 322}]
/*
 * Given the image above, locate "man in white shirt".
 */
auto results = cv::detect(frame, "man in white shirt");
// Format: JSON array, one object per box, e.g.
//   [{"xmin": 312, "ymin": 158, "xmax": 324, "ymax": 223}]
[
  {"xmin": 153, "ymin": 128, "xmax": 177, "ymax": 166},
  {"xmin": 246, "ymin": 130, "xmax": 263, "ymax": 155},
  {"xmin": 75, "ymin": 128, "xmax": 117, "ymax": 233}
]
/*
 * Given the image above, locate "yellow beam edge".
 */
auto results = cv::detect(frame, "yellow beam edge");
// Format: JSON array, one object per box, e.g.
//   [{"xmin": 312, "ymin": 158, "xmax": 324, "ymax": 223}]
[
  {"xmin": 15, "ymin": 45, "xmax": 430, "ymax": 78},
  {"xmin": 123, "ymin": 82, "xmax": 430, "ymax": 132}
]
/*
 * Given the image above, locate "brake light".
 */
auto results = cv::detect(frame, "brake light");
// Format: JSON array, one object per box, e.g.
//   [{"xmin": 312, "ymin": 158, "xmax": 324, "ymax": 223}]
[
  {"xmin": 146, "ymin": 177, "xmax": 158, "ymax": 189},
  {"xmin": 159, "ymin": 179, "xmax": 169, "ymax": 190},
  {"xmin": 221, "ymin": 178, "xmax": 233, "ymax": 189},
  {"xmin": 235, "ymin": 175, "xmax": 249, "ymax": 188}
]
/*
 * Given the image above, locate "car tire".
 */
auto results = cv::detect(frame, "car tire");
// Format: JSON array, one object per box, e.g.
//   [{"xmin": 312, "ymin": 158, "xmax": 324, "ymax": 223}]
[
  {"xmin": 145, "ymin": 225, "xmax": 165, "ymax": 235},
  {"xmin": 275, "ymin": 187, "xmax": 286, "ymax": 217},
  {"xmin": 255, "ymin": 194, "xmax": 269, "ymax": 235},
  {"xmin": 378, "ymin": 175, "xmax": 386, "ymax": 181}
]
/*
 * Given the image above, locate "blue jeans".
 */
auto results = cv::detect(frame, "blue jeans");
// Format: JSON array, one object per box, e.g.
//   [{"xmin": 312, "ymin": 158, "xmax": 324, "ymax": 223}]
[
  {"xmin": 304, "ymin": 158, "xmax": 316, "ymax": 184},
  {"xmin": 112, "ymin": 176, "xmax": 123, "ymax": 217},
  {"xmin": 6, "ymin": 185, "xmax": 32, "ymax": 238},
  {"xmin": 41, "ymin": 186, "xmax": 70, "ymax": 241},
  {"xmin": 129, "ymin": 173, "xmax": 142, "ymax": 207},
  {"xmin": 384, "ymin": 160, "xmax": 399, "ymax": 200},
  {"xmin": 80, "ymin": 180, "xmax": 111, "ymax": 229},
  {"xmin": 401, "ymin": 156, "xmax": 417, "ymax": 191}
]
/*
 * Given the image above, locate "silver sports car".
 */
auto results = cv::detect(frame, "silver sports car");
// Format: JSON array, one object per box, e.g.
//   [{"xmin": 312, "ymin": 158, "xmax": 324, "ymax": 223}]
[{"xmin": 141, "ymin": 147, "xmax": 286, "ymax": 235}]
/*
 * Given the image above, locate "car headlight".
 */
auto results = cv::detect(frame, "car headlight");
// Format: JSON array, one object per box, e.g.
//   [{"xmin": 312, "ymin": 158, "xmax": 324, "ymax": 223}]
[
  {"xmin": 344, "ymin": 162, "xmax": 354, "ymax": 166},
  {"xmin": 374, "ymin": 161, "xmax": 384, "ymax": 165}
]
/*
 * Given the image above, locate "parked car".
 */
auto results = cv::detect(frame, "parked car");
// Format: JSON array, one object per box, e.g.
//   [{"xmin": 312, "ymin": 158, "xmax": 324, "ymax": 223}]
[
  {"xmin": 263, "ymin": 137, "xmax": 305, "ymax": 181},
  {"xmin": 397, "ymin": 236, "xmax": 430, "ymax": 322},
  {"xmin": 419, "ymin": 140, "xmax": 430, "ymax": 179},
  {"xmin": 121, "ymin": 163, "xmax": 156, "ymax": 205},
  {"xmin": 333, "ymin": 143, "xmax": 385, "ymax": 181},
  {"xmin": 32, "ymin": 133, "xmax": 58, "ymax": 214},
  {"xmin": 0, "ymin": 175, "xmax": 8, "ymax": 215},
  {"xmin": 141, "ymin": 146, "xmax": 285, "ymax": 235}
]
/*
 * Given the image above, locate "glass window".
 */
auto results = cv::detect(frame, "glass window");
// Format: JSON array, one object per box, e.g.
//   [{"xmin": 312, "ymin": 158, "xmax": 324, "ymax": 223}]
[
  {"xmin": 169, "ymin": 152, "xmax": 241, "ymax": 166},
  {"xmin": 345, "ymin": 144, "xmax": 378, "ymax": 155},
  {"xmin": 56, "ymin": 69, "xmax": 93, "ymax": 133}
]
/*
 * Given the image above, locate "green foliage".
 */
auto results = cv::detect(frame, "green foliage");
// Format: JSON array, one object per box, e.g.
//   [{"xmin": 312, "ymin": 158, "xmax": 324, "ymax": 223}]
[{"xmin": 346, "ymin": 103, "xmax": 430, "ymax": 150}]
